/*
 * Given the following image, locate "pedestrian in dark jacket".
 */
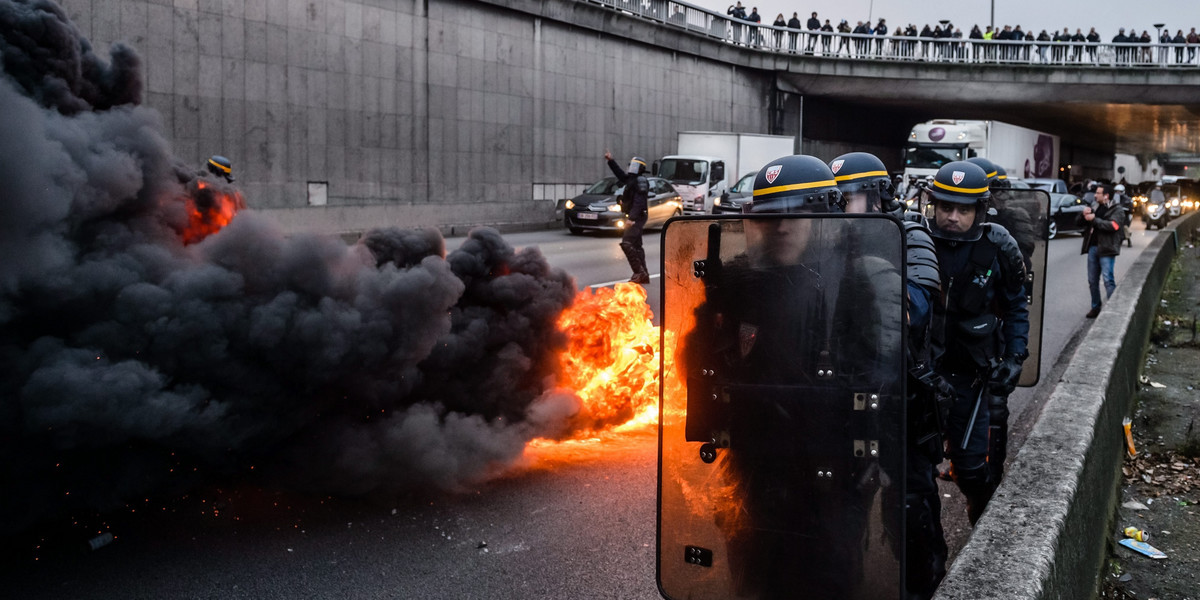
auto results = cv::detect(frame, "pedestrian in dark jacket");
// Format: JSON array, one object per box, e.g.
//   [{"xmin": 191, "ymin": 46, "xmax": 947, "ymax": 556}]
[
  {"xmin": 772, "ymin": 13, "xmax": 787, "ymax": 49},
  {"xmin": 1080, "ymin": 184, "xmax": 1127, "ymax": 318},
  {"xmin": 1173, "ymin": 30, "xmax": 1187, "ymax": 63},
  {"xmin": 727, "ymin": 2, "xmax": 747, "ymax": 45},
  {"xmin": 787, "ymin": 12, "xmax": 802, "ymax": 52},
  {"xmin": 806, "ymin": 11, "xmax": 821, "ymax": 52}
]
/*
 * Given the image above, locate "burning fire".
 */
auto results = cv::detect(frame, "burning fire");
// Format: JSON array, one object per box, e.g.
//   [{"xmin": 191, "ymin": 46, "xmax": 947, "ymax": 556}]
[
  {"xmin": 555, "ymin": 282, "xmax": 664, "ymax": 433},
  {"xmin": 181, "ymin": 178, "xmax": 245, "ymax": 244}
]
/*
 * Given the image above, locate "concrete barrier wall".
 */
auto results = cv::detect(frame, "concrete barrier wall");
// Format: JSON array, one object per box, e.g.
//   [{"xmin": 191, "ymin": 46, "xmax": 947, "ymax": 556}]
[
  {"xmin": 57, "ymin": 0, "xmax": 775, "ymax": 235},
  {"xmin": 935, "ymin": 213, "xmax": 1197, "ymax": 599}
]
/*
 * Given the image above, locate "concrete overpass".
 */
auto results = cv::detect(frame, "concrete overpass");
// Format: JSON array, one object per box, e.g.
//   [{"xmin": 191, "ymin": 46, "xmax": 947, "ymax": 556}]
[{"xmin": 58, "ymin": 0, "xmax": 1200, "ymax": 232}]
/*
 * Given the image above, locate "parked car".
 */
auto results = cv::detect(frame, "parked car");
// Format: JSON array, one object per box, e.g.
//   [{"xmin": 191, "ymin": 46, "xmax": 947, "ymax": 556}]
[
  {"xmin": 711, "ymin": 172, "xmax": 756, "ymax": 214},
  {"xmin": 563, "ymin": 176, "xmax": 682, "ymax": 234},
  {"xmin": 1047, "ymin": 193, "xmax": 1087, "ymax": 239}
]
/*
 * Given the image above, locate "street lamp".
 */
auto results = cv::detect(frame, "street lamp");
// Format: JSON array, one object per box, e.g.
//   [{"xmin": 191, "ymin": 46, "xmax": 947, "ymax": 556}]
[
  {"xmin": 990, "ymin": 0, "xmax": 995, "ymax": 30},
  {"xmin": 1154, "ymin": 23, "xmax": 1165, "ymax": 64}
]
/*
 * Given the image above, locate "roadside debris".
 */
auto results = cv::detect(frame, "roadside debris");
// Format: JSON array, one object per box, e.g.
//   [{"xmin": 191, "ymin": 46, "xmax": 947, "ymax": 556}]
[
  {"xmin": 1123, "ymin": 417, "xmax": 1138, "ymax": 457},
  {"xmin": 1118, "ymin": 538, "xmax": 1167, "ymax": 559}
]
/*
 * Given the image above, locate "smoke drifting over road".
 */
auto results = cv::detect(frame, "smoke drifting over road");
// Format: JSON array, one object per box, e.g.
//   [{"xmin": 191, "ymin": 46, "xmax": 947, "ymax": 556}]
[{"xmin": 0, "ymin": 0, "xmax": 579, "ymax": 533}]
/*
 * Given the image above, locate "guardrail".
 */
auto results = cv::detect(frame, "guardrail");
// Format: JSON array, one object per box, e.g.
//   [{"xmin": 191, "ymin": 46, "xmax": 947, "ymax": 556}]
[{"xmin": 588, "ymin": 0, "xmax": 1200, "ymax": 68}]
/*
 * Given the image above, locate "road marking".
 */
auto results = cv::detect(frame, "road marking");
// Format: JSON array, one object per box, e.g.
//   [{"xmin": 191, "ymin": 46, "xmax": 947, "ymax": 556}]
[{"xmin": 589, "ymin": 273, "xmax": 660, "ymax": 289}]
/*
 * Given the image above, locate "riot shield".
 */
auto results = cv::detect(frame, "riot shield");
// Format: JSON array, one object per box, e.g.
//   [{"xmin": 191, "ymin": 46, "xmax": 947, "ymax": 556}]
[
  {"xmin": 657, "ymin": 214, "xmax": 907, "ymax": 600},
  {"xmin": 988, "ymin": 188, "xmax": 1049, "ymax": 386}
]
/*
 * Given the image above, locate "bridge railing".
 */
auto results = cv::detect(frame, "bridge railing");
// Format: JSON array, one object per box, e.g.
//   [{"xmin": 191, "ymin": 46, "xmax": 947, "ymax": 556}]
[{"xmin": 585, "ymin": 0, "xmax": 1200, "ymax": 68}]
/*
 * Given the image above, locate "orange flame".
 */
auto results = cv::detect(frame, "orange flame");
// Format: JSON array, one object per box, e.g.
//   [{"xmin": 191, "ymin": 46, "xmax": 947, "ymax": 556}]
[
  {"xmin": 555, "ymin": 282, "xmax": 663, "ymax": 433},
  {"xmin": 182, "ymin": 179, "xmax": 245, "ymax": 244}
]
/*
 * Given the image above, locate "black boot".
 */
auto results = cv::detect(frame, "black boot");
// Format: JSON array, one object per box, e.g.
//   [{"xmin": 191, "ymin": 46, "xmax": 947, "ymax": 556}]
[
  {"xmin": 621, "ymin": 241, "xmax": 650, "ymax": 284},
  {"xmin": 987, "ymin": 393, "xmax": 1010, "ymax": 484},
  {"xmin": 952, "ymin": 462, "xmax": 995, "ymax": 526}
]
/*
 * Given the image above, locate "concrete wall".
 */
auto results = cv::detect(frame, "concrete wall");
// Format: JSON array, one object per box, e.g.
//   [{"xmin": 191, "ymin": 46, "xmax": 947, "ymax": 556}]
[
  {"xmin": 935, "ymin": 212, "xmax": 1197, "ymax": 600},
  {"xmin": 59, "ymin": 0, "xmax": 775, "ymax": 235}
]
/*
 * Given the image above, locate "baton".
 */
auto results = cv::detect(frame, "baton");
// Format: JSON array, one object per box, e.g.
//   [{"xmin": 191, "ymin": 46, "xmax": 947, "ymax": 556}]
[{"xmin": 960, "ymin": 384, "xmax": 986, "ymax": 451}]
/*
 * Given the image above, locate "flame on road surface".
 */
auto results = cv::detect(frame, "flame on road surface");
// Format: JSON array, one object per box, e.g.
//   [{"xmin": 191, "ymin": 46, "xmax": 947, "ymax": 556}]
[{"xmin": 526, "ymin": 282, "xmax": 683, "ymax": 463}]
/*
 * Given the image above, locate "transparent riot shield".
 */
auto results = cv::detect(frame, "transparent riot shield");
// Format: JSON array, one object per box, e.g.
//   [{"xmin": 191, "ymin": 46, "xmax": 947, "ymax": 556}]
[
  {"xmin": 988, "ymin": 188, "xmax": 1049, "ymax": 386},
  {"xmin": 658, "ymin": 214, "xmax": 906, "ymax": 600}
]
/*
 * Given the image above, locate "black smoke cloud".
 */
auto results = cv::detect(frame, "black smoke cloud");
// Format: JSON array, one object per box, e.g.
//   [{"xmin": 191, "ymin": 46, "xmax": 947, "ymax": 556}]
[{"xmin": 0, "ymin": 0, "xmax": 580, "ymax": 533}]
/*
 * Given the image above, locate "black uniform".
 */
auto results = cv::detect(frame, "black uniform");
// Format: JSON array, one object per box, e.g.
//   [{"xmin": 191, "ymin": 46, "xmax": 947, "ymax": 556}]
[
  {"xmin": 929, "ymin": 221, "xmax": 1029, "ymax": 524},
  {"xmin": 607, "ymin": 158, "xmax": 650, "ymax": 282}
]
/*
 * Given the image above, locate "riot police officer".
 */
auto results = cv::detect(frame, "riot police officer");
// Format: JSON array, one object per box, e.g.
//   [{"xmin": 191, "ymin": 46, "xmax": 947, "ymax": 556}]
[
  {"xmin": 830, "ymin": 151, "xmax": 946, "ymax": 599},
  {"xmin": 922, "ymin": 161, "xmax": 1030, "ymax": 526},
  {"xmin": 205, "ymin": 155, "xmax": 235, "ymax": 183},
  {"xmin": 965, "ymin": 156, "xmax": 1038, "ymax": 487},
  {"xmin": 681, "ymin": 155, "xmax": 901, "ymax": 598},
  {"xmin": 604, "ymin": 151, "xmax": 650, "ymax": 284}
]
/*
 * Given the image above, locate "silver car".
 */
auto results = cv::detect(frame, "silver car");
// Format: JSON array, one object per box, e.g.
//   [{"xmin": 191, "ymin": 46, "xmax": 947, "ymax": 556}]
[{"xmin": 563, "ymin": 176, "xmax": 683, "ymax": 234}]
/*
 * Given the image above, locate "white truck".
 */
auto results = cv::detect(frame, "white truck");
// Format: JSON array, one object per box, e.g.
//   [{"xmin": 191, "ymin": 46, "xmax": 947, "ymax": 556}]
[
  {"xmin": 657, "ymin": 131, "xmax": 796, "ymax": 214},
  {"xmin": 901, "ymin": 119, "xmax": 1060, "ymax": 194}
]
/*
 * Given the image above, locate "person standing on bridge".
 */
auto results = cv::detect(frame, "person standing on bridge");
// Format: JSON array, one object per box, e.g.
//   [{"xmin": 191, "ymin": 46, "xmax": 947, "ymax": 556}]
[
  {"xmin": 1081, "ymin": 184, "xmax": 1126, "ymax": 318},
  {"xmin": 604, "ymin": 151, "xmax": 651, "ymax": 284},
  {"xmin": 806, "ymin": 11, "xmax": 820, "ymax": 53},
  {"xmin": 787, "ymin": 11, "xmax": 801, "ymax": 52},
  {"xmin": 921, "ymin": 161, "xmax": 1030, "ymax": 526},
  {"xmin": 727, "ymin": 2, "xmax": 746, "ymax": 45}
]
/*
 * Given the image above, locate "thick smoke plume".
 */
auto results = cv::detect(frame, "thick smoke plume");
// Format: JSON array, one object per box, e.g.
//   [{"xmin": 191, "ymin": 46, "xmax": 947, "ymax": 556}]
[{"xmin": 0, "ymin": 0, "xmax": 580, "ymax": 534}]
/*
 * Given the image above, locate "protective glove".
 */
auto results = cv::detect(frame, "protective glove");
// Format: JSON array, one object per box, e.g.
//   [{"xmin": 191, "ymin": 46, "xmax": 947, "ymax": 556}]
[{"xmin": 988, "ymin": 354, "xmax": 1024, "ymax": 396}]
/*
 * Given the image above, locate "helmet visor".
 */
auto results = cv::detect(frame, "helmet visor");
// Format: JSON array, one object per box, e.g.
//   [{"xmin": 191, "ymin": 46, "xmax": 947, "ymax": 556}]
[
  {"xmin": 837, "ymin": 180, "xmax": 886, "ymax": 213},
  {"xmin": 749, "ymin": 189, "xmax": 841, "ymax": 214}
]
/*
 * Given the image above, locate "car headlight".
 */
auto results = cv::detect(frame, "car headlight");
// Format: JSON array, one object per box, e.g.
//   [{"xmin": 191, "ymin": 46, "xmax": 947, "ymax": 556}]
[
  {"xmin": 565, "ymin": 200, "xmax": 575, "ymax": 209},
  {"xmin": 1171, "ymin": 199, "xmax": 1180, "ymax": 206},
  {"xmin": 713, "ymin": 197, "xmax": 723, "ymax": 206},
  {"xmin": 608, "ymin": 204, "xmax": 623, "ymax": 212}
]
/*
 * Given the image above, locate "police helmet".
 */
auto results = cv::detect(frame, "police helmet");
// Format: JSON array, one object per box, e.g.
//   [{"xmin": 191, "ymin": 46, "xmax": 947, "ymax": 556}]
[
  {"xmin": 627, "ymin": 156, "xmax": 647, "ymax": 175},
  {"xmin": 991, "ymin": 163, "xmax": 1010, "ymax": 188},
  {"xmin": 965, "ymin": 156, "xmax": 999, "ymax": 185},
  {"xmin": 207, "ymin": 155, "xmax": 234, "ymax": 182},
  {"xmin": 828, "ymin": 152, "xmax": 900, "ymax": 213},
  {"xmin": 1114, "ymin": 184, "xmax": 1126, "ymax": 193},
  {"xmin": 925, "ymin": 160, "xmax": 991, "ymax": 242},
  {"xmin": 749, "ymin": 155, "xmax": 842, "ymax": 213}
]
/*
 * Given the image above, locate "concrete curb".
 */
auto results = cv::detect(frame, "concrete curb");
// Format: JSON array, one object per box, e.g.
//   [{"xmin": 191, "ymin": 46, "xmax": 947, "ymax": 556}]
[{"xmin": 934, "ymin": 212, "xmax": 1198, "ymax": 600}]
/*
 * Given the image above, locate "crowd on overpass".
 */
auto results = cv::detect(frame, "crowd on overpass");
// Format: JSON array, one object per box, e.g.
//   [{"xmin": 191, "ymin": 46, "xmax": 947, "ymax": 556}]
[
  {"xmin": 714, "ymin": 3, "xmax": 1200, "ymax": 66},
  {"xmin": 611, "ymin": 0, "xmax": 1200, "ymax": 66}
]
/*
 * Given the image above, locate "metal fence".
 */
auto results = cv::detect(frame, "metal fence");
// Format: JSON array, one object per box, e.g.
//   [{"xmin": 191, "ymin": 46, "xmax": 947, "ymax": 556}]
[{"xmin": 586, "ymin": 0, "xmax": 1200, "ymax": 68}]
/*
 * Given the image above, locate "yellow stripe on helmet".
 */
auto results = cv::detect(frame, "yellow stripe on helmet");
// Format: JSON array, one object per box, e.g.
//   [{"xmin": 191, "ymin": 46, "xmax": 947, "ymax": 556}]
[
  {"xmin": 753, "ymin": 179, "xmax": 837, "ymax": 197},
  {"xmin": 631, "ymin": 158, "xmax": 646, "ymax": 166},
  {"xmin": 933, "ymin": 180, "xmax": 989, "ymax": 194},
  {"xmin": 208, "ymin": 159, "xmax": 232, "ymax": 174},
  {"xmin": 983, "ymin": 170, "xmax": 997, "ymax": 178},
  {"xmin": 834, "ymin": 170, "xmax": 889, "ymax": 182}
]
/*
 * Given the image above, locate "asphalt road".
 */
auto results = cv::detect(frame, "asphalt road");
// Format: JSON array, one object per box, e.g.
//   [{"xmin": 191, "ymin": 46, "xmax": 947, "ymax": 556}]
[{"xmin": 4, "ymin": 219, "xmax": 1160, "ymax": 600}]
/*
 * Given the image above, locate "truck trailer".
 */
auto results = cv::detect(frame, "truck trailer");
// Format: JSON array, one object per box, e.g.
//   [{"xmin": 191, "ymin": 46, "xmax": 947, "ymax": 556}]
[
  {"xmin": 658, "ymin": 132, "xmax": 795, "ymax": 214},
  {"xmin": 901, "ymin": 119, "xmax": 1060, "ymax": 193}
]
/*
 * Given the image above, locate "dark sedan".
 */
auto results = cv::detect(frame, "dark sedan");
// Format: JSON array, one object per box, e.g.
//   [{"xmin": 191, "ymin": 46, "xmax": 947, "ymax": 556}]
[
  {"xmin": 563, "ymin": 176, "xmax": 682, "ymax": 234},
  {"xmin": 1048, "ymin": 193, "xmax": 1087, "ymax": 239},
  {"xmin": 711, "ymin": 172, "xmax": 756, "ymax": 214}
]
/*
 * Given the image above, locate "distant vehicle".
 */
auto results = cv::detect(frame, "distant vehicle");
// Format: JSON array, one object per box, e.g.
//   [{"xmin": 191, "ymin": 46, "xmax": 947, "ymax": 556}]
[
  {"xmin": 658, "ymin": 131, "xmax": 794, "ymax": 214},
  {"xmin": 1047, "ymin": 193, "xmax": 1087, "ymax": 239},
  {"xmin": 711, "ymin": 172, "xmax": 756, "ymax": 213},
  {"xmin": 562, "ymin": 176, "xmax": 682, "ymax": 235},
  {"xmin": 901, "ymin": 120, "xmax": 1060, "ymax": 196},
  {"xmin": 1024, "ymin": 178, "xmax": 1070, "ymax": 195}
]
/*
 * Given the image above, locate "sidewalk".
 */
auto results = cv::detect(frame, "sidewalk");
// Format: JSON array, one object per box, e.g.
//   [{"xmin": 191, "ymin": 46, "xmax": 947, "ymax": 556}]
[{"xmin": 1102, "ymin": 226, "xmax": 1200, "ymax": 599}]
